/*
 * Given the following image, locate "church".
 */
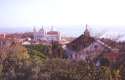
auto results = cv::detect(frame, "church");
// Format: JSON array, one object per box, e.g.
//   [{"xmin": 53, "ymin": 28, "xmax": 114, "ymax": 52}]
[
  {"xmin": 33, "ymin": 26, "xmax": 61, "ymax": 43},
  {"xmin": 65, "ymin": 24, "xmax": 119, "ymax": 62}
]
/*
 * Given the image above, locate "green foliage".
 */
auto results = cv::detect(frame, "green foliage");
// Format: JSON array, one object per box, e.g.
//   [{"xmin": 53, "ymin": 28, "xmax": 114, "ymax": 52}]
[
  {"xmin": 39, "ymin": 59, "xmax": 97, "ymax": 80},
  {"xmin": 0, "ymin": 44, "xmax": 123, "ymax": 80},
  {"xmin": 25, "ymin": 44, "xmax": 49, "ymax": 55},
  {"xmin": 120, "ymin": 63, "xmax": 125, "ymax": 80},
  {"xmin": 25, "ymin": 44, "xmax": 48, "ymax": 63},
  {"xmin": 51, "ymin": 42, "xmax": 65, "ymax": 58},
  {"xmin": 8, "ymin": 45, "xmax": 30, "ymax": 60},
  {"xmin": 96, "ymin": 66, "xmax": 112, "ymax": 80},
  {"xmin": 30, "ymin": 50, "xmax": 46, "ymax": 64},
  {"xmin": 0, "ymin": 64, "xmax": 3, "ymax": 80},
  {"xmin": 0, "ymin": 56, "xmax": 114, "ymax": 80}
]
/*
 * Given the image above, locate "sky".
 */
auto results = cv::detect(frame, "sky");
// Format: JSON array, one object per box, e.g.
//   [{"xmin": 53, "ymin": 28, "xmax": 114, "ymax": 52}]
[{"xmin": 0, "ymin": 0, "xmax": 125, "ymax": 37}]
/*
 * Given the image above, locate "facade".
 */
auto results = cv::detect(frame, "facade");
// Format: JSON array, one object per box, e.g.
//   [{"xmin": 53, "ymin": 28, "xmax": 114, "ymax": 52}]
[
  {"xmin": 47, "ymin": 31, "xmax": 60, "ymax": 42},
  {"xmin": 33, "ymin": 27, "xmax": 46, "ymax": 41},
  {"xmin": 65, "ymin": 24, "xmax": 114, "ymax": 61},
  {"xmin": 33, "ymin": 26, "xmax": 60, "ymax": 43},
  {"xmin": 71, "ymin": 40, "xmax": 111, "ymax": 60}
]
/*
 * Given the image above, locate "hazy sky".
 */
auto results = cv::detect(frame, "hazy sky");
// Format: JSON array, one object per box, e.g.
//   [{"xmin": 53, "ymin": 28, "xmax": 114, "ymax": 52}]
[{"xmin": 0, "ymin": 0, "xmax": 125, "ymax": 36}]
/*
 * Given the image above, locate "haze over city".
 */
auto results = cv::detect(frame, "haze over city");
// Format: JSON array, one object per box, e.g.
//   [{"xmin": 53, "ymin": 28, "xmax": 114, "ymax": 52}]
[
  {"xmin": 0, "ymin": 0, "xmax": 125, "ymax": 37},
  {"xmin": 1, "ymin": 0, "xmax": 125, "ymax": 80}
]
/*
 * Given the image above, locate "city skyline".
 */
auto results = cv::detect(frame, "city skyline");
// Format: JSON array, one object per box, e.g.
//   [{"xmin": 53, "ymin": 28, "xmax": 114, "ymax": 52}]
[
  {"xmin": 0, "ymin": 25, "xmax": 125, "ymax": 38},
  {"xmin": 0, "ymin": 0, "xmax": 125, "ymax": 27},
  {"xmin": 0, "ymin": 0, "xmax": 125, "ymax": 38}
]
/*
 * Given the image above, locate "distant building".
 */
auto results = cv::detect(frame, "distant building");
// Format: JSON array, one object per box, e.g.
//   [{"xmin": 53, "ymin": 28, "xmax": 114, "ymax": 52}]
[
  {"xmin": 47, "ymin": 29, "xmax": 60, "ymax": 42},
  {"xmin": 33, "ymin": 27, "xmax": 46, "ymax": 41},
  {"xmin": 33, "ymin": 26, "xmax": 61, "ymax": 43},
  {"xmin": 65, "ymin": 24, "xmax": 117, "ymax": 61},
  {"xmin": 0, "ymin": 34, "xmax": 16, "ymax": 47},
  {"xmin": 22, "ymin": 41, "xmax": 31, "ymax": 45}
]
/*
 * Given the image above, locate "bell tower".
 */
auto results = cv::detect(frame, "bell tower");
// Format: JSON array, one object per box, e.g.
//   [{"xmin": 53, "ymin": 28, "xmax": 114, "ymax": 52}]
[
  {"xmin": 33, "ymin": 27, "xmax": 37, "ymax": 41},
  {"xmin": 39, "ymin": 26, "xmax": 45, "ymax": 38},
  {"xmin": 84, "ymin": 24, "xmax": 90, "ymax": 37}
]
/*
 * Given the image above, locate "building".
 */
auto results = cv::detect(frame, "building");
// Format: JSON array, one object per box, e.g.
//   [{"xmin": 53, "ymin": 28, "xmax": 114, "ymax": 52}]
[
  {"xmin": 22, "ymin": 41, "xmax": 31, "ymax": 45},
  {"xmin": 33, "ymin": 27, "xmax": 46, "ymax": 41},
  {"xmin": 103, "ymin": 48, "xmax": 120, "ymax": 63},
  {"xmin": 47, "ymin": 30, "xmax": 60, "ymax": 42},
  {"xmin": 0, "ymin": 34, "xmax": 17, "ymax": 48},
  {"xmin": 65, "ymin": 24, "xmax": 117, "ymax": 61},
  {"xmin": 33, "ymin": 26, "xmax": 61, "ymax": 43}
]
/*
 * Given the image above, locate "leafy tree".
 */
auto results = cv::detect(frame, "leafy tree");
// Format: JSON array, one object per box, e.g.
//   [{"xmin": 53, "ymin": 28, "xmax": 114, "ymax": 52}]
[
  {"xmin": 8, "ymin": 44, "xmax": 30, "ymax": 60},
  {"xmin": 29, "ymin": 50, "xmax": 46, "ymax": 64},
  {"xmin": 0, "ymin": 64, "xmax": 3, "ymax": 80},
  {"xmin": 96, "ymin": 66, "xmax": 112, "ymax": 80},
  {"xmin": 0, "ymin": 44, "xmax": 123, "ymax": 80},
  {"xmin": 25, "ymin": 44, "xmax": 49, "ymax": 56},
  {"xmin": 25, "ymin": 45, "xmax": 47, "ymax": 63},
  {"xmin": 120, "ymin": 63, "xmax": 125, "ymax": 80},
  {"xmin": 39, "ymin": 59, "xmax": 97, "ymax": 80},
  {"xmin": 50, "ymin": 41, "xmax": 65, "ymax": 58}
]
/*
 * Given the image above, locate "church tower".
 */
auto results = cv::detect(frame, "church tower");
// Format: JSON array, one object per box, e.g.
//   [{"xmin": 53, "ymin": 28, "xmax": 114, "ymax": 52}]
[
  {"xmin": 84, "ymin": 24, "xmax": 90, "ymax": 37},
  {"xmin": 39, "ymin": 26, "xmax": 45, "ymax": 39},
  {"xmin": 33, "ymin": 27, "xmax": 37, "ymax": 41}
]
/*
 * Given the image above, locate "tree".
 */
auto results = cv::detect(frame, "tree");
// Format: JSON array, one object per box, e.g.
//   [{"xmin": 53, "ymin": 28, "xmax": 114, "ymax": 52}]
[
  {"xmin": 30, "ymin": 50, "xmax": 46, "ymax": 64},
  {"xmin": 25, "ymin": 45, "xmax": 47, "ymax": 63},
  {"xmin": 8, "ymin": 44, "xmax": 30, "ymax": 60},
  {"xmin": 39, "ymin": 59, "xmax": 97, "ymax": 80},
  {"xmin": 50, "ymin": 41, "xmax": 65, "ymax": 58},
  {"xmin": 25, "ymin": 44, "xmax": 49, "ymax": 56},
  {"xmin": 96, "ymin": 66, "xmax": 112, "ymax": 80}
]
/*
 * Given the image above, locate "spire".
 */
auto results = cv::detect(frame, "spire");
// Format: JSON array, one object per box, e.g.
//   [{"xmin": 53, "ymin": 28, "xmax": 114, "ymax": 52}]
[
  {"xmin": 33, "ymin": 26, "xmax": 36, "ymax": 32},
  {"xmin": 42, "ymin": 25, "xmax": 44, "ymax": 30},
  {"xmin": 39, "ymin": 26, "xmax": 45, "ymax": 38},
  {"xmin": 41, "ymin": 25, "xmax": 44, "ymax": 30},
  {"xmin": 33, "ymin": 26, "xmax": 37, "ymax": 41},
  {"xmin": 84, "ymin": 24, "xmax": 90, "ymax": 37},
  {"xmin": 51, "ymin": 26, "xmax": 54, "ymax": 31},
  {"xmin": 39, "ymin": 26, "xmax": 44, "ymax": 32},
  {"xmin": 86, "ymin": 24, "xmax": 88, "ymax": 30}
]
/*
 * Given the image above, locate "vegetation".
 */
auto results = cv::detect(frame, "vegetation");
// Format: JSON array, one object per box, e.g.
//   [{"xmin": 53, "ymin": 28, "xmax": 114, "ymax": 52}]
[
  {"xmin": 0, "ymin": 43, "xmax": 124, "ymax": 80},
  {"xmin": 25, "ymin": 44, "xmax": 49, "ymax": 56},
  {"xmin": 25, "ymin": 45, "xmax": 48, "ymax": 63}
]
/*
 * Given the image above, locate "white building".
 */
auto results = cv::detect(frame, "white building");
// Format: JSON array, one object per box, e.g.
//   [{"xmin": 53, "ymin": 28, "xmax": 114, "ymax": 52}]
[
  {"xmin": 33, "ymin": 27, "xmax": 46, "ymax": 41},
  {"xmin": 33, "ymin": 26, "xmax": 60, "ymax": 42},
  {"xmin": 47, "ymin": 31, "xmax": 60, "ymax": 42},
  {"xmin": 22, "ymin": 41, "xmax": 31, "ymax": 45}
]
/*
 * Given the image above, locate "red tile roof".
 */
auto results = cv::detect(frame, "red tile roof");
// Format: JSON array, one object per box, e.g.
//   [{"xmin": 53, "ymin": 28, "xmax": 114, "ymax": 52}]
[{"xmin": 47, "ymin": 31, "xmax": 59, "ymax": 35}]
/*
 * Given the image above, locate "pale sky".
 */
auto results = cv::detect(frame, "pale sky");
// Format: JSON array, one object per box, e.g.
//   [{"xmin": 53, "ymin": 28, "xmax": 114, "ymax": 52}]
[{"xmin": 0, "ymin": 0, "xmax": 125, "ymax": 37}]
